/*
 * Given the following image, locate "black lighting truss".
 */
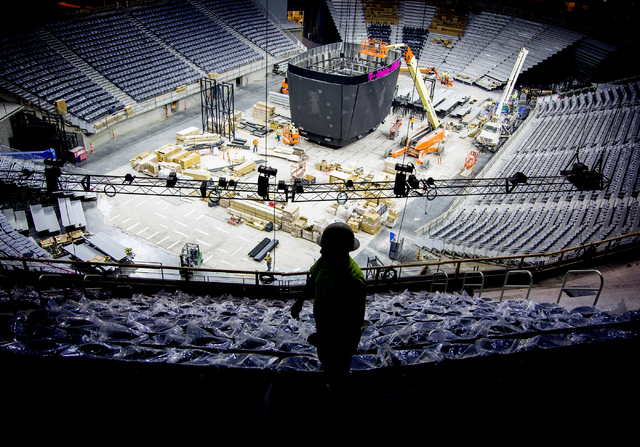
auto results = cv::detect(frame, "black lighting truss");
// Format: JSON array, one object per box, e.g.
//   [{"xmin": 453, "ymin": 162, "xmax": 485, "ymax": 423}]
[
  {"xmin": 200, "ymin": 78, "xmax": 235, "ymax": 139},
  {"xmin": 0, "ymin": 166, "xmax": 606, "ymax": 204}
]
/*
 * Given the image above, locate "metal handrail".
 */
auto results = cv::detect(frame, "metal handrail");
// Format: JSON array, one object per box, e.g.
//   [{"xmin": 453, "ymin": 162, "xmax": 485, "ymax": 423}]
[
  {"xmin": 430, "ymin": 270, "xmax": 449, "ymax": 293},
  {"xmin": 461, "ymin": 270, "xmax": 485, "ymax": 297},
  {"xmin": 2, "ymin": 230, "xmax": 638, "ymax": 291},
  {"xmin": 500, "ymin": 270, "xmax": 533, "ymax": 302},
  {"xmin": 557, "ymin": 270, "xmax": 604, "ymax": 307}
]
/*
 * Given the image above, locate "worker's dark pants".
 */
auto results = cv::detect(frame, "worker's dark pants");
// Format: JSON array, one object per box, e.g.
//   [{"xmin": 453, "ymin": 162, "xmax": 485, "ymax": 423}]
[{"xmin": 309, "ymin": 330, "xmax": 361, "ymax": 382}]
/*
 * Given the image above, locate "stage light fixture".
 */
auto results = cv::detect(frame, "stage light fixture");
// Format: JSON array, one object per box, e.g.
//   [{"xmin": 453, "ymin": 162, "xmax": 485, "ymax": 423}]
[
  {"xmin": 258, "ymin": 175, "xmax": 269, "ymax": 198},
  {"xmin": 407, "ymin": 174, "xmax": 420, "ymax": 189},
  {"xmin": 506, "ymin": 172, "xmax": 527, "ymax": 193},
  {"xmin": 166, "ymin": 172, "xmax": 178, "ymax": 188},
  {"xmin": 278, "ymin": 180, "xmax": 289, "ymax": 201},
  {"xmin": 395, "ymin": 163, "xmax": 414, "ymax": 173},
  {"xmin": 258, "ymin": 165, "xmax": 278, "ymax": 177},
  {"xmin": 257, "ymin": 166, "xmax": 277, "ymax": 199},
  {"xmin": 43, "ymin": 157, "xmax": 64, "ymax": 167},
  {"xmin": 394, "ymin": 172, "xmax": 408, "ymax": 197},
  {"xmin": 561, "ymin": 162, "xmax": 602, "ymax": 190},
  {"xmin": 200, "ymin": 181, "xmax": 209, "ymax": 198}
]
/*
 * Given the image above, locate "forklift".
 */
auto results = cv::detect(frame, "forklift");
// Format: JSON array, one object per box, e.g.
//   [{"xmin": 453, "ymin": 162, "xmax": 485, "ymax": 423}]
[
  {"xmin": 180, "ymin": 243, "xmax": 202, "ymax": 277},
  {"xmin": 280, "ymin": 78, "xmax": 289, "ymax": 95}
]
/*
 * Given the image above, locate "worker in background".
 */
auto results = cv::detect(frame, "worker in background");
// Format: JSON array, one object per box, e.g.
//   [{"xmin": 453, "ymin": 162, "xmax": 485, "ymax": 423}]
[
  {"xmin": 253, "ymin": 138, "xmax": 259, "ymax": 152},
  {"xmin": 276, "ymin": 127, "xmax": 281, "ymax": 142},
  {"xmin": 410, "ymin": 115, "xmax": 415, "ymax": 130},
  {"xmin": 290, "ymin": 222, "xmax": 367, "ymax": 388},
  {"xmin": 266, "ymin": 252, "xmax": 272, "ymax": 271}
]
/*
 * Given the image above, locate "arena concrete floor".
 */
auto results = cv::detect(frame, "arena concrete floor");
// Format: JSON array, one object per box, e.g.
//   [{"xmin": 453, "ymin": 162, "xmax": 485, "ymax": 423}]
[
  {"xmin": 73, "ymin": 73, "xmax": 497, "ymax": 265},
  {"xmin": 66, "ymin": 71, "xmax": 640, "ymax": 312}
]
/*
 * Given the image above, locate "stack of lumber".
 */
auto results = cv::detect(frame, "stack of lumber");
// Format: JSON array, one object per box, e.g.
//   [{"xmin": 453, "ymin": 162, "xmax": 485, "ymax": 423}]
[
  {"xmin": 233, "ymin": 160, "xmax": 257, "ymax": 177},
  {"xmin": 165, "ymin": 149, "xmax": 192, "ymax": 164},
  {"xmin": 130, "ymin": 150, "xmax": 157, "ymax": 173},
  {"xmin": 228, "ymin": 200, "xmax": 283, "ymax": 227},
  {"xmin": 155, "ymin": 144, "xmax": 181, "ymax": 162},
  {"xmin": 176, "ymin": 126, "xmax": 200, "ymax": 142},
  {"xmin": 268, "ymin": 91, "xmax": 290, "ymax": 108},
  {"xmin": 179, "ymin": 152, "xmax": 201, "ymax": 169},
  {"xmin": 182, "ymin": 168, "xmax": 211, "ymax": 181},
  {"xmin": 179, "ymin": 133, "xmax": 222, "ymax": 146},
  {"xmin": 252, "ymin": 101, "xmax": 276, "ymax": 122}
]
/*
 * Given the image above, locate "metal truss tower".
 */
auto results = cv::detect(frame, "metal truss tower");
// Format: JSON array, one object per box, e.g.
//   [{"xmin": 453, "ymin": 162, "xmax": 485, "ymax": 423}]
[{"xmin": 200, "ymin": 78, "xmax": 235, "ymax": 139}]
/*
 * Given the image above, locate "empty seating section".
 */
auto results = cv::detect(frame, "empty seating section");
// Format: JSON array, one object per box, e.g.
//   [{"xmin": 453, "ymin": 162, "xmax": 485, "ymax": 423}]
[
  {"xmin": 200, "ymin": 0, "xmax": 298, "ymax": 57},
  {"xmin": 131, "ymin": 0, "xmax": 262, "ymax": 73},
  {"xmin": 0, "ymin": 28, "xmax": 123, "ymax": 122},
  {"xmin": 402, "ymin": 27, "xmax": 428, "ymax": 57},
  {"xmin": 423, "ymin": 83, "xmax": 640, "ymax": 260},
  {"xmin": 367, "ymin": 24, "xmax": 391, "ymax": 42},
  {"xmin": 0, "ymin": 1, "xmax": 300, "ymax": 121},
  {"xmin": 439, "ymin": 13, "xmax": 583, "ymax": 88},
  {"xmin": 326, "ymin": 0, "xmax": 368, "ymax": 43},
  {"xmin": 325, "ymin": 6, "xmax": 585, "ymax": 90},
  {"xmin": 44, "ymin": 13, "xmax": 201, "ymax": 102}
]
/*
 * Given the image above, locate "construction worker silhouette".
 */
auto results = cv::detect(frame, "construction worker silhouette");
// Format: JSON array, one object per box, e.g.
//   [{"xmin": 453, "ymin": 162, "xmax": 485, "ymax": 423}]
[{"xmin": 291, "ymin": 222, "xmax": 367, "ymax": 385}]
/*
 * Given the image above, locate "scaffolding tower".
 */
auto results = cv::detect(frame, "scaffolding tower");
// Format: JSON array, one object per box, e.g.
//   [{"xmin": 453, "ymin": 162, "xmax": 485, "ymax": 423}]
[{"xmin": 200, "ymin": 78, "xmax": 235, "ymax": 139}]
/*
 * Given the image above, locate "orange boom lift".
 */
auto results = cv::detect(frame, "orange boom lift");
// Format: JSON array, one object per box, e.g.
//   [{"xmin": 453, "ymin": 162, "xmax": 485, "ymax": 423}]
[{"xmin": 362, "ymin": 39, "xmax": 446, "ymax": 167}]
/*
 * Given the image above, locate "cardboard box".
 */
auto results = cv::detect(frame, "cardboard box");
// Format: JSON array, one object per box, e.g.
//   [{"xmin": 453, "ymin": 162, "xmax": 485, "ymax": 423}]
[
  {"xmin": 55, "ymin": 99, "xmax": 67, "ymax": 114},
  {"xmin": 282, "ymin": 204, "xmax": 300, "ymax": 221}
]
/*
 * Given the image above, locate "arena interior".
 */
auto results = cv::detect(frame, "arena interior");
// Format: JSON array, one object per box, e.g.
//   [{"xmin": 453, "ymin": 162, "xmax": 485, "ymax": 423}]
[{"xmin": 1, "ymin": 0, "xmax": 640, "ymax": 440}]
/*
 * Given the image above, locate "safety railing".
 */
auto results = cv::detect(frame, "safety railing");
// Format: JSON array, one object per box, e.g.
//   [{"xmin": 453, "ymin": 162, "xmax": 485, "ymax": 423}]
[
  {"xmin": 2, "ymin": 231, "xmax": 638, "ymax": 297},
  {"xmin": 557, "ymin": 270, "xmax": 604, "ymax": 307}
]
